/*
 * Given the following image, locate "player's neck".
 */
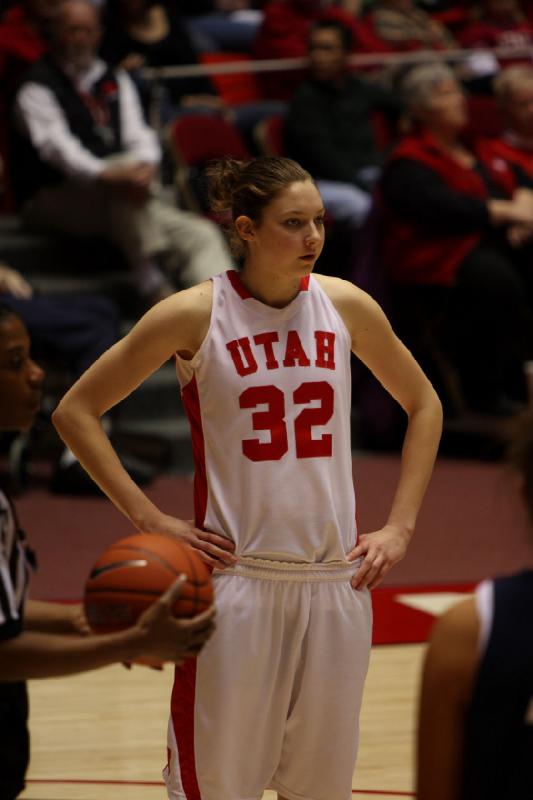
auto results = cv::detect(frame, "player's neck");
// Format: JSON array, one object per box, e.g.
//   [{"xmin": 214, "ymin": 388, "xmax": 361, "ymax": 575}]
[{"xmin": 238, "ymin": 265, "xmax": 303, "ymax": 308}]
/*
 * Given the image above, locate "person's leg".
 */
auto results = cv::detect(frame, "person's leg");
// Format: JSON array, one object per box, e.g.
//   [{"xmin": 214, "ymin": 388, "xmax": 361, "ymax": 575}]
[
  {"xmin": 145, "ymin": 199, "xmax": 234, "ymax": 286},
  {"xmin": 22, "ymin": 181, "xmax": 108, "ymax": 237},
  {"xmin": 105, "ymin": 195, "xmax": 173, "ymax": 297},
  {"xmin": 22, "ymin": 180, "xmax": 169, "ymax": 299},
  {"xmin": 164, "ymin": 570, "xmax": 309, "ymax": 800},
  {"xmin": 270, "ymin": 576, "xmax": 372, "ymax": 800}
]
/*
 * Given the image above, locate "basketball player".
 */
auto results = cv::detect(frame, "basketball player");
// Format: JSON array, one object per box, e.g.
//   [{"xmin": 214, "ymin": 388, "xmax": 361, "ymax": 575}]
[
  {"xmin": 0, "ymin": 303, "xmax": 215, "ymax": 800},
  {"xmin": 417, "ymin": 410, "xmax": 533, "ymax": 800},
  {"xmin": 53, "ymin": 156, "xmax": 443, "ymax": 800}
]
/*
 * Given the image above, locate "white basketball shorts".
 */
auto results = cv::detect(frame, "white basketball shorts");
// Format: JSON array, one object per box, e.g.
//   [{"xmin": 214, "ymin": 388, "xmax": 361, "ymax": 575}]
[{"xmin": 164, "ymin": 558, "xmax": 372, "ymax": 800}]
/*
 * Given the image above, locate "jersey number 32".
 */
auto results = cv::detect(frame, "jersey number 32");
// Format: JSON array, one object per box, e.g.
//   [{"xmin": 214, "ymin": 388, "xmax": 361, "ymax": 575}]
[{"xmin": 239, "ymin": 380, "xmax": 334, "ymax": 461}]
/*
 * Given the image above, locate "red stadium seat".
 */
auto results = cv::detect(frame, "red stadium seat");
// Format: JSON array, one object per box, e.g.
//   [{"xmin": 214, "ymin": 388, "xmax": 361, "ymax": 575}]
[
  {"xmin": 166, "ymin": 114, "xmax": 251, "ymax": 212},
  {"xmin": 200, "ymin": 52, "xmax": 263, "ymax": 107}
]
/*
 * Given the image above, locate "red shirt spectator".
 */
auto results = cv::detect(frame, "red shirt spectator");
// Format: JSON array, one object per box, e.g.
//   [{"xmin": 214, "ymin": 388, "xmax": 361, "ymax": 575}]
[
  {"xmin": 0, "ymin": 0, "xmax": 61, "ymax": 209},
  {"xmin": 0, "ymin": 0, "xmax": 61, "ymax": 92}
]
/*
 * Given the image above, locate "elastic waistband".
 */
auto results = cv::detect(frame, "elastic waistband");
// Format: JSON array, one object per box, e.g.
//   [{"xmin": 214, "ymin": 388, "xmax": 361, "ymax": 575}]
[{"xmin": 214, "ymin": 556, "xmax": 360, "ymax": 583}]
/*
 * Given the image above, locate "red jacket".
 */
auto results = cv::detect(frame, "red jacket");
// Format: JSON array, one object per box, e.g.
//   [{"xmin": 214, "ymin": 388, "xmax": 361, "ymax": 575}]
[
  {"xmin": 486, "ymin": 135, "xmax": 533, "ymax": 182},
  {"xmin": 382, "ymin": 130, "xmax": 517, "ymax": 286},
  {"xmin": 0, "ymin": 5, "xmax": 48, "ymax": 86},
  {"xmin": 0, "ymin": 4, "xmax": 48, "ymax": 210}
]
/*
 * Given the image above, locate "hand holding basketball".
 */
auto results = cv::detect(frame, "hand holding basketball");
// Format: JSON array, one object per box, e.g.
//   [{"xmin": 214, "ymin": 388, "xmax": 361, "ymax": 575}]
[
  {"xmin": 84, "ymin": 532, "xmax": 217, "ymax": 665},
  {"xmin": 134, "ymin": 576, "xmax": 216, "ymax": 664}
]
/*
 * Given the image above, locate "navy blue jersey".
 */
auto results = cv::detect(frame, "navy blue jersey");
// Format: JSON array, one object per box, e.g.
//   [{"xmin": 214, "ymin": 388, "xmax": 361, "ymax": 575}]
[{"xmin": 461, "ymin": 571, "xmax": 533, "ymax": 800}]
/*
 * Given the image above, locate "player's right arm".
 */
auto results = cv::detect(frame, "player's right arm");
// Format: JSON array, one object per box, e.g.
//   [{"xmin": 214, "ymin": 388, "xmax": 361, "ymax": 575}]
[
  {"xmin": 0, "ymin": 578, "xmax": 216, "ymax": 681},
  {"xmin": 416, "ymin": 598, "xmax": 480, "ymax": 800},
  {"xmin": 52, "ymin": 284, "xmax": 236, "ymax": 569}
]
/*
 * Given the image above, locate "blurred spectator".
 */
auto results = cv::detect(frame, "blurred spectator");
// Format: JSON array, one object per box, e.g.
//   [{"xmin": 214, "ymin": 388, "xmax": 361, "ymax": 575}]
[
  {"xmin": 100, "ymin": 0, "xmax": 282, "ymax": 141},
  {"xmin": 492, "ymin": 65, "xmax": 533, "ymax": 184},
  {"xmin": 458, "ymin": 0, "xmax": 533, "ymax": 89},
  {"xmin": 380, "ymin": 62, "xmax": 533, "ymax": 415},
  {"xmin": 286, "ymin": 18, "xmax": 400, "ymax": 237},
  {"xmin": 0, "ymin": 260, "xmax": 159, "ymax": 491},
  {"xmin": 0, "ymin": 0, "xmax": 62, "ymax": 94},
  {"xmin": 179, "ymin": 0, "xmax": 265, "ymax": 53},
  {"xmin": 416, "ymin": 0, "xmax": 471, "ymax": 33},
  {"xmin": 10, "ymin": 0, "xmax": 232, "ymax": 306},
  {"xmin": 253, "ymin": 0, "xmax": 383, "ymax": 101},
  {"xmin": 0, "ymin": 0, "xmax": 63, "ymax": 206},
  {"xmin": 101, "ymin": 0, "xmax": 225, "ymax": 119},
  {"xmin": 458, "ymin": 0, "xmax": 533, "ymax": 52},
  {"xmin": 364, "ymin": 0, "xmax": 457, "ymax": 52}
]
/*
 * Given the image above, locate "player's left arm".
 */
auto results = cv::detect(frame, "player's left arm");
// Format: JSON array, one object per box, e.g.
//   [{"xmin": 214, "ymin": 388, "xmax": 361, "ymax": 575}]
[{"xmin": 316, "ymin": 275, "xmax": 443, "ymax": 589}]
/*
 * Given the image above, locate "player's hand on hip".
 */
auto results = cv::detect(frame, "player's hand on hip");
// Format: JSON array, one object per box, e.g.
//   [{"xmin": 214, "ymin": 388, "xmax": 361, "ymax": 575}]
[
  {"xmin": 346, "ymin": 525, "xmax": 410, "ymax": 590},
  {"xmin": 136, "ymin": 576, "xmax": 216, "ymax": 663},
  {"xmin": 147, "ymin": 514, "xmax": 238, "ymax": 569}
]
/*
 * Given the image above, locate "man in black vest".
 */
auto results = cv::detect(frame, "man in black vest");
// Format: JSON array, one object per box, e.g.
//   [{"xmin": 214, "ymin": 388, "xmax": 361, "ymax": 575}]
[{"xmin": 11, "ymin": 0, "xmax": 232, "ymax": 304}]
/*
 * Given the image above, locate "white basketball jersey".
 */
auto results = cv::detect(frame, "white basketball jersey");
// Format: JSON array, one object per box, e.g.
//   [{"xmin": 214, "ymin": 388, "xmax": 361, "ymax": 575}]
[{"xmin": 175, "ymin": 270, "xmax": 357, "ymax": 563}]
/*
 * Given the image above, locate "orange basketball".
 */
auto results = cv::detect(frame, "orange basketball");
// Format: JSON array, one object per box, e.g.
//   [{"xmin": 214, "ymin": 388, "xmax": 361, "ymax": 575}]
[{"xmin": 84, "ymin": 532, "xmax": 214, "ymax": 635}]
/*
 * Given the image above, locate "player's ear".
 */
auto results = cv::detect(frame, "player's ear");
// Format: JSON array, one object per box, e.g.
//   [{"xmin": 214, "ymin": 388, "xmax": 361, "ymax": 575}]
[{"xmin": 235, "ymin": 215, "xmax": 255, "ymax": 243}]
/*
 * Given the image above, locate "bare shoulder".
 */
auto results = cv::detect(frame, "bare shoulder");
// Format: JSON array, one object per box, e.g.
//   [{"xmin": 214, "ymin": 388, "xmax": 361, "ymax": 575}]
[
  {"xmin": 313, "ymin": 273, "xmax": 387, "ymax": 339},
  {"xmin": 130, "ymin": 280, "xmax": 214, "ymax": 355}
]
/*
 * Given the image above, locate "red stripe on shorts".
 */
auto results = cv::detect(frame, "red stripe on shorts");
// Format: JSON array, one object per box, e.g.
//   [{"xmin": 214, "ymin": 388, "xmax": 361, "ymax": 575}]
[{"xmin": 171, "ymin": 660, "xmax": 201, "ymax": 799}]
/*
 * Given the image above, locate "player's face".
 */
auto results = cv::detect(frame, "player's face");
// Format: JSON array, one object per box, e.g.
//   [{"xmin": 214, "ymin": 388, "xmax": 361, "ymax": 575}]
[
  {"xmin": 246, "ymin": 181, "xmax": 325, "ymax": 277},
  {"xmin": 0, "ymin": 315, "xmax": 44, "ymax": 432}
]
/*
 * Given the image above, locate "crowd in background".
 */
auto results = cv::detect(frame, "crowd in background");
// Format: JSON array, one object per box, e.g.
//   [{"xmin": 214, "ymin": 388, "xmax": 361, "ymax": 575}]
[{"xmin": 2, "ymin": 0, "xmax": 533, "ymax": 479}]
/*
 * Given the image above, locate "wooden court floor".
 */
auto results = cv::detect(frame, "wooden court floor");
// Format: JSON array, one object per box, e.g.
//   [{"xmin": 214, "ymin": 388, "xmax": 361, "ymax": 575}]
[{"xmin": 20, "ymin": 641, "xmax": 426, "ymax": 800}]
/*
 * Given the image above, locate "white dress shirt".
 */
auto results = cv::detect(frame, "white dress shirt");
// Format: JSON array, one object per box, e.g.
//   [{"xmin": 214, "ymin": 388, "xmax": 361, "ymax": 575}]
[{"xmin": 15, "ymin": 58, "xmax": 161, "ymax": 182}]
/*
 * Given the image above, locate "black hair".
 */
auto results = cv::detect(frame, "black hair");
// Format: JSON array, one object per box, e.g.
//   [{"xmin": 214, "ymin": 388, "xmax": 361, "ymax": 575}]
[{"xmin": 309, "ymin": 18, "xmax": 353, "ymax": 52}]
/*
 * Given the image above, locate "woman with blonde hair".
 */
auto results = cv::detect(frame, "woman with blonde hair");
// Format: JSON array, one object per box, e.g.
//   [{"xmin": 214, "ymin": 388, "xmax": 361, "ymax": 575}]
[{"xmin": 53, "ymin": 154, "xmax": 442, "ymax": 800}]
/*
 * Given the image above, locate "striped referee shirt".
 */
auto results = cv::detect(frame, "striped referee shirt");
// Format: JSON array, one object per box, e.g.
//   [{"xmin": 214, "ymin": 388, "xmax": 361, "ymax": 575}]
[{"xmin": 0, "ymin": 490, "xmax": 30, "ymax": 642}]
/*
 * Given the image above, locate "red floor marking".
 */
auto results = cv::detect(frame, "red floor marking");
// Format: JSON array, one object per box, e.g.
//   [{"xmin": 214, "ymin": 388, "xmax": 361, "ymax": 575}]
[
  {"xmin": 26, "ymin": 778, "xmax": 414, "ymax": 796},
  {"xmin": 372, "ymin": 581, "xmax": 475, "ymax": 645}
]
